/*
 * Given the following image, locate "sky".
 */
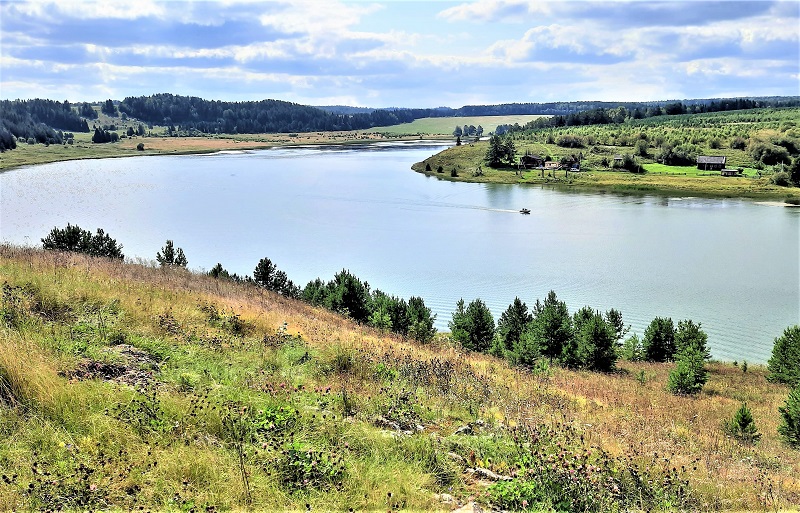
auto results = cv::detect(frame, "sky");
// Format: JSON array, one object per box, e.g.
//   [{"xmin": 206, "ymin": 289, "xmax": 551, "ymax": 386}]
[{"xmin": 1, "ymin": 0, "xmax": 798, "ymax": 108}]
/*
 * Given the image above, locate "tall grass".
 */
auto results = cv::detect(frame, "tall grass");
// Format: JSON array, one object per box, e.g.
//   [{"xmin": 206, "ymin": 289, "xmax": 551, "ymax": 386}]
[{"xmin": 0, "ymin": 244, "xmax": 798, "ymax": 510}]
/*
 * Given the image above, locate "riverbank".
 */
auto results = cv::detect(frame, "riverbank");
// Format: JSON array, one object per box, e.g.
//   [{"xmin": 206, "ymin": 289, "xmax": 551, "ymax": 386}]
[
  {"xmin": 412, "ymin": 143, "xmax": 800, "ymax": 201},
  {"xmin": 0, "ymin": 131, "xmax": 443, "ymax": 172}
]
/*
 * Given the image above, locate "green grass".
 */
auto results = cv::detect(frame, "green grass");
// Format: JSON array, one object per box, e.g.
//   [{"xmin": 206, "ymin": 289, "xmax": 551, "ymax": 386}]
[
  {"xmin": 1, "ymin": 246, "xmax": 799, "ymax": 511},
  {"xmin": 411, "ymin": 108, "xmax": 800, "ymax": 199},
  {"xmin": 364, "ymin": 115, "xmax": 549, "ymax": 136}
]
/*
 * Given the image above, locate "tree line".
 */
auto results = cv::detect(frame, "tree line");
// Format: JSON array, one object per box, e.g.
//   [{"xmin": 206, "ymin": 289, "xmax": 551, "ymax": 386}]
[
  {"xmin": 500, "ymin": 98, "xmax": 800, "ymax": 135},
  {"xmin": 0, "ymin": 99, "xmax": 91, "ymax": 150},
  {"xmin": 37, "ymin": 223, "xmax": 800, "ymax": 447}
]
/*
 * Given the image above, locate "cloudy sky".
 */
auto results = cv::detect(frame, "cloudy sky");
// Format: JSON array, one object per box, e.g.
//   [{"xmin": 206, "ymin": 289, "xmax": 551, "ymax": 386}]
[{"xmin": 1, "ymin": 0, "xmax": 798, "ymax": 107}]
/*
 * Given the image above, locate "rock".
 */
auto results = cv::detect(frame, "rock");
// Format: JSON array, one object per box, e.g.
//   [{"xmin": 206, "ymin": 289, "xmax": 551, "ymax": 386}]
[
  {"xmin": 453, "ymin": 502, "xmax": 483, "ymax": 513},
  {"xmin": 447, "ymin": 452, "xmax": 466, "ymax": 464},
  {"xmin": 470, "ymin": 467, "xmax": 513, "ymax": 482},
  {"xmin": 434, "ymin": 493, "xmax": 456, "ymax": 504},
  {"xmin": 454, "ymin": 424, "xmax": 473, "ymax": 435},
  {"xmin": 374, "ymin": 416, "xmax": 401, "ymax": 431}
]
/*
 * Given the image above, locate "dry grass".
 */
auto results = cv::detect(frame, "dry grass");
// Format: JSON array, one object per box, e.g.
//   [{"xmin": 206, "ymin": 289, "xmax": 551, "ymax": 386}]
[{"xmin": 1, "ymin": 245, "xmax": 798, "ymax": 510}]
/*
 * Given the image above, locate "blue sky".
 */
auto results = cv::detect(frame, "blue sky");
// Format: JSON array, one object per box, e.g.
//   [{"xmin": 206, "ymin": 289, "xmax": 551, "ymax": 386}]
[{"xmin": 1, "ymin": 0, "xmax": 798, "ymax": 107}]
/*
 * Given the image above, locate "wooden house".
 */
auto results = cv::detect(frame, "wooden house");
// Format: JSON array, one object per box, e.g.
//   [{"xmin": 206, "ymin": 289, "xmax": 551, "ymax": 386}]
[
  {"xmin": 519, "ymin": 154, "xmax": 544, "ymax": 169},
  {"xmin": 697, "ymin": 156, "xmax": 726, "ymax": 171}
]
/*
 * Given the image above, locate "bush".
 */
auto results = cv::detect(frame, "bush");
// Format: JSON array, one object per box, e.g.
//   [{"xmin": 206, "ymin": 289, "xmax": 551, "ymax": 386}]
[
  {"xmin": 771, "ymin": 171, "xmax": 790, "ymax": 186},
  {"xmin": 667, "ymin": 347, "xmax": 708, "ymax": 395},
  {"xmin": 751, "ymin": 142, "xmax": 790, "ymax": 166},
  {"xmin": 778, "ymin": 384, "xmax": 800, "ymax": 448},
  {"xmin": 556, "ymin": 134, "xmax": 584, "ymax": 148},
  {"xmin": 723, "ymin": 402, "xmax": 761, "ymax": 444},
  {"xmin": 136, "ymin": 142, "xmax": 145, "ymax": 151},
  {"xmin": 767, "ymin": 325, "xmax": 800, "ymax": 386},
  {"xmin": 41, "ymin": 224, "xmax": 124, "ymax": 259}
]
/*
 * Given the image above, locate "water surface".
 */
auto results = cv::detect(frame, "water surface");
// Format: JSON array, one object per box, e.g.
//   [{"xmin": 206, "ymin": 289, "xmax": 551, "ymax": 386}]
[{"xmin": 2, "ymin": 142, "xmax": 798, "ymax": 362}]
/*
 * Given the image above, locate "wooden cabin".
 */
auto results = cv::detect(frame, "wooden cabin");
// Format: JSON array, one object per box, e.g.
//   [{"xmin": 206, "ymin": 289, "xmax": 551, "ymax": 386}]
[
  {"xmin": 697, "ymin": 155, "xmax": 726, "ymax": 171},
  {"xmin": 519, "ymin": 154, "xmax": 544, "ymax": 169}
]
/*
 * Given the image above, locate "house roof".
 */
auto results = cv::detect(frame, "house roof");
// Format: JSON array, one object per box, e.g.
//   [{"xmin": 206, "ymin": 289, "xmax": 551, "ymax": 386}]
[{"xmin": 697, "ymin": 156, "xmax": 726, "ymax": 164}]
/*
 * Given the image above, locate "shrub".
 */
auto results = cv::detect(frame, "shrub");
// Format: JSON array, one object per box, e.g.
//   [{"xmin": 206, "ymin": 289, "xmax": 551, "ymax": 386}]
[
  {"xmin": 723, "ymin": 402, "xmax": 761, "ymax": 444},
  {"xmin": 778, "ymin": 384, "xmax": 800, "ymax": 449},
  {"xmin": 767, "ymin": 325, "xmax": 800, "ymax": 386},
  {"xmin": 136, "ymin": 142, "xmax": 145, "ymax": 151},
  {"xmin": 751, "ymin": 142, "xmax": 790, "ymax": 166},
  {"xmin": 556, "ymin": 134, "xmax": 584, "ymax": 148},
  {"xmin": 770, "ymin": 171, "xmax": 790, "ymax": 186},
  {"xmin": 620, "ymin": 334, "xmax": 643, "ymax": 361},
  {"xmin": 41, "ymin": 224, "xmax": 124, "ymax": 259},
  {"xmin": 667, "ymin": 347, "xmax": 708, "ymax": 395}
]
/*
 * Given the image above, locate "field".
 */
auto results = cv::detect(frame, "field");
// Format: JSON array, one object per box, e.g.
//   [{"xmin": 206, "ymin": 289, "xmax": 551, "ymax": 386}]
[
  {"xmin": 364, "ymin": 115, "xmax": 548, "ymax": 136},
  {"xmin": 1, "ymin": 246, "xmax": 798, "ymax": 511},
  {"xmin": 0, "ymin": 126, "xmax": 415, "ymax": 172},
  {"xmin": 413, "ymin": 108, "xmax": 800, "ymax": 199}
]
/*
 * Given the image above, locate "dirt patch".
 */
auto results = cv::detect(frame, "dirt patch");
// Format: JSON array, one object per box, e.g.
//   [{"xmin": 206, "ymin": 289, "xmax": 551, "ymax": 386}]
[{"xmin": 62, "ymin": 344, "xmax": 159, "ymax": 386}]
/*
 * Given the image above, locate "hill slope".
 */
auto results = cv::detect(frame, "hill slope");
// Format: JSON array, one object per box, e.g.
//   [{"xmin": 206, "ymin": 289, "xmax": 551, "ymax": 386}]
[{"xmin": 0, "ymin": 246, "xmax": 797, "ymax": 510}]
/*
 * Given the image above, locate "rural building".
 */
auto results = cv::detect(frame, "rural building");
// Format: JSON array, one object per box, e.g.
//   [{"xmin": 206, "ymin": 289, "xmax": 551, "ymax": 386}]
[
  {"xmin": 613, "ymin": 154, "xmax": 624, "ymax": 164},
  {"xmin": 519, "ymin": 154, "xmax": 544, "ymax": 169},
  {"xmin": 697, "ymin": 155, "xmax": 726, "ymax": 171},
  {"xmin": 720, "ymin": 168, "xmax": 743, "ymax": 177}
]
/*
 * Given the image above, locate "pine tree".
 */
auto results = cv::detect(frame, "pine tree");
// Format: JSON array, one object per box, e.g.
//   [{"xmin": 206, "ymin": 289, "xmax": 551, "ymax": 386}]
[
  {"xmin": 778, "ymin": 384, "xmax": 800, "ymax": 449},
  {"xmin": 767, "ymin": 325, "xmax": 800, "ymax": 386},
  {"xmin": 724, "ymin": 402, "xmax": 761, "ymax": 444},
  {"xmin": 156, "ymin": 240, "xmax": 187, "ymax": 268},
  {"xmin": 643, "ymin": 317, "xmax": 676, "ymax": 362},
  {"xmin": 667, "ymin": 346, "xmax": 708, "ymax": 395}
]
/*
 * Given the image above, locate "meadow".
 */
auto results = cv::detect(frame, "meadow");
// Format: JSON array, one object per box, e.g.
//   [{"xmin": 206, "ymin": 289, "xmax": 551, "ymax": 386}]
[
  {"xmin": 413, "ymin": 108, "xmax": 800, "ymax": 199},
  {"xmin": 1, "ymin": 246, "xmax": 798, "ymax": 511},
  {"xmin": 363, "ymin": 115, "xmax": 548, "ymax": 136}
]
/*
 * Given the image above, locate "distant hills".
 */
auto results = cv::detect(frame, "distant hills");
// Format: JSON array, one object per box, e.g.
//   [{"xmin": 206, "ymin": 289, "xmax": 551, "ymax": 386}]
[{"xmin": 1, "ymin": 94, "xmax": 798, "ymax": 151}]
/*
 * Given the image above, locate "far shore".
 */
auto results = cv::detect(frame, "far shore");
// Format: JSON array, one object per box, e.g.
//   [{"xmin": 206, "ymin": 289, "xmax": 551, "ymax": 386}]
[{"xmin": 0, "ymin": 131, "xmax": 449, "ymax": 173}]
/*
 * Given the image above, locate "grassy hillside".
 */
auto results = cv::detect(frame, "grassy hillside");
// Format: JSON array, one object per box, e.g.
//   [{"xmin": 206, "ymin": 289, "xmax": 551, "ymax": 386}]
[
  {"xmin": 364, "ymin": 116, "xmax": 547, "ymax": 136},
  {"xmin": 1, "ymin": 246, "xmax": 798, "ymax": 511},
  {"xmin": 413, "ymin": 108, "xmax": 800, "ymax": 199}
]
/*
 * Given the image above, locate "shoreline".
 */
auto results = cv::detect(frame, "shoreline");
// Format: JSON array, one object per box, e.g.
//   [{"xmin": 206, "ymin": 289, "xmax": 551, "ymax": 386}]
[
  {"xmin": 411, "ymin": 161, "xmax": 800, "ymax": 202},
  {"xmin": 0, "ymin": 133, "xmax": 449, "ymax": 173},
  {"xmin": 2, "ymin": 134, "xmax": 798, "ymax": 202}
]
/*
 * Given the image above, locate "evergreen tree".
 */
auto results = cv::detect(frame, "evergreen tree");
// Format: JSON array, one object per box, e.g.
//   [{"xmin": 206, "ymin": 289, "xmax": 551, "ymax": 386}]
[
  {"xmin": 528, "ymin": 291, "xmax": 573, "ymax": 361},
  {"xmin": 667, "ymin": 346, "xmax": 708, "ymax": 395},
  {"xmin": 101, "ymin": 99, "xmax": 117, "ymax": 116},
  {"xmin": 407, "ymin": 296, "xmax": 436, "ymax": 343},
  {"xmin": 485, "ymin": 135, "xmax": 503, "ymax": 167},
  {"xmin": 569, "ymin": 309, "xmax": 617, "ymax": 372},
  {"xmin": 674, "ymin": 319, "xmax": 710, "ymax": 359},
  {"xmin": 724, "ymin": 402, "xmax": 761, "ymax": 444},
  {"xmin": 42, "ymin": 224, "xmax": 124, "ymax": 259},
  {"xmin": 767, "ymin": 325, "xmax": 800, "ymax": 386},
  {"xmin": 156, "ymin": 240, "xmax": 188, "ymax": 268},
  {"xmin": 778, "ymin": 384, "xmax": 800, "ymax": 449},
  {"xmin": 449, "ymin": 298, "xmax": 495, "ymax": 352},
  {"xmin": 497, "ymin": 297, "xmax": 532, "ymax": 352},
  {"xmin": 643, "ymin": 317, "xmax": 676, "ymax": 362},
  {"xmin": 323, "ymin": 270, "xmax": 370, "ymax": 322}
]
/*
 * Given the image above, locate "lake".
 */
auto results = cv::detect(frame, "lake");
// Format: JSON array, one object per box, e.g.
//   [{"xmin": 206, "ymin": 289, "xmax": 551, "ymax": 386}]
[{"xmin": 1, "ymin": 141, "xmax": 798, "ymax": 363}]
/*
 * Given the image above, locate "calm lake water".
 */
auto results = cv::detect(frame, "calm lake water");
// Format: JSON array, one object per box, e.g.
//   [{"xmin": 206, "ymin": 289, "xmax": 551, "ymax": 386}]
[{"xmin": 1, "ymin": 141, "xmax": 798, "ymax": 363}]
